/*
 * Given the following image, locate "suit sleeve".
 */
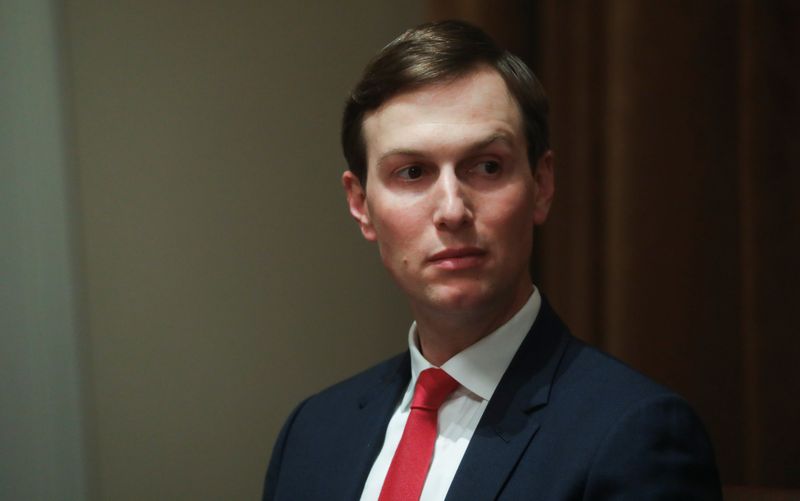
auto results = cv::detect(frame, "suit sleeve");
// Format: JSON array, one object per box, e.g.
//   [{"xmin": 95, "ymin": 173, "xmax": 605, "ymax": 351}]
[
  {"xmin": 583, "ymin": 394, "xmax": 722, "ymax": 500},
  {"xmin": 262, "ymin": 399, "xmax": 308, "ymax": 501}
]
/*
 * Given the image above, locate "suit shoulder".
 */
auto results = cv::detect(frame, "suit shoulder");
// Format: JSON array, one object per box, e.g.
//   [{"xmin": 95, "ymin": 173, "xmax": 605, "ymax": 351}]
[
  {"xmin": 302, "ymin": 351, "xmax": 409, "ymax": 407},
  {"xmin": 555, "ymin": 336, "xmax": 686, "ymax": 413},
  {"xmin": 271, "ymin": 351, "xmax": 408, "ymax": 453},
  {"xmin": 568, "ymin": 341, "xmax": 722, "ymax": 497},
  {"xmin": 534, "ymin": 298, "xmax": 681, "ymax": 409}
]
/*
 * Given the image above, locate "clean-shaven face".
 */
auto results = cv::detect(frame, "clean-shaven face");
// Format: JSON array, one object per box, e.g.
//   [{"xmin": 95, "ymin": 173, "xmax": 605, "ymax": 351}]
[{"xmin": 345, "ymin": 67, "xmax": 553, "ymax": 320}]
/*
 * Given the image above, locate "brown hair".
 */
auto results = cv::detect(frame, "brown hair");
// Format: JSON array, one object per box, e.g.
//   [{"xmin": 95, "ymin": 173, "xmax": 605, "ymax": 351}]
[{"xmin": 341, "ymin": 20, "xmax": 549, "ymax": 185}]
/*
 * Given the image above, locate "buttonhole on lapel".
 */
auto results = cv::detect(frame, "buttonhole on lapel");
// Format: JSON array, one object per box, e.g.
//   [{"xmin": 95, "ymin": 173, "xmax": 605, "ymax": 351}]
[
  {"xmin": 493, "ymin": 426, "xmax": 513, "ymax": 443},
  {"xmin": 494, "ymin": 422, "xmax": 541, "ymax": 443},
  {"xmin": 524, "ymin": 402, "xmax": 547, "ymax": 414}
]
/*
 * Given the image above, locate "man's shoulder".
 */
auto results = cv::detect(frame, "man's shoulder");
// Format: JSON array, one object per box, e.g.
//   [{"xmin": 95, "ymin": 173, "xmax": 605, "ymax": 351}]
[
  {"xmin": 265, "ymin": 352, "xmax": 412, "ymax": 500},
  {"xmin": 567, "ymin": 336, "xmax": 671, "ymax": 388},
  {"xmin": 553, "ymin": 334, "xmax": 692, "ymax": 422},
  {"xmin": 302, "ymin": 351, "xmax": 410, "ymax": 409},
  {"xmin": 534, "ymin": 300, "xmax": 680, "ymax": 409}
]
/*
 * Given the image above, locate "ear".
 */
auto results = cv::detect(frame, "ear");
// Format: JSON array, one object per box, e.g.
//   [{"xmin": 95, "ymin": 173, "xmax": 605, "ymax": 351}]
[
  {"xmin": 532, "ymin": 150, "xmax": 555, "ymax": 225},
  {"xmin": 342, "ymin": 170, "xmax": 377, "ymax": 241}
]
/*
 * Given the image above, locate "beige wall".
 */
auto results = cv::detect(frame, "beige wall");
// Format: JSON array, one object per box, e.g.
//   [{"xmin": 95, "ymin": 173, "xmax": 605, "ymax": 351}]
[{"xmin": 64, "ymin": 2, "xmax": 423, "ymax": 499}]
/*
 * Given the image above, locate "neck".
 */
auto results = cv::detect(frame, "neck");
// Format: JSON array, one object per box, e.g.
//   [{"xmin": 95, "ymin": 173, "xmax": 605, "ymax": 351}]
[{"xmin": 411, "ymin": 285, "xmax": 532, "ymax": 367}]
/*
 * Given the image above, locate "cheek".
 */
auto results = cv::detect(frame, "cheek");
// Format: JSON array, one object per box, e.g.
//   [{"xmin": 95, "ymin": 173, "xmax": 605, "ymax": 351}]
[
  {"xmin": 484, "ymin": 192, "xmax": 536, "ymax": 249},
  {"xmin": 371, "ymin": 200, "xmax": 429, "ymax": 255}
]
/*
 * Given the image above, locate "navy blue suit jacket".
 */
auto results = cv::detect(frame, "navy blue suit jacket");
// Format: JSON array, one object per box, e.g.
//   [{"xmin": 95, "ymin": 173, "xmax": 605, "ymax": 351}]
[{"xmin": 264, "ymin": 299, "xmax": 722, "ymax": 500}]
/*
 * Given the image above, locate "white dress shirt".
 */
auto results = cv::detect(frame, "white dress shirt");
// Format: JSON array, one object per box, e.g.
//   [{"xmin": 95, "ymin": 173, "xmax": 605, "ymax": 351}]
[{"xmin": 359, "ymin": 288, "xmax": 542, "ymax": 501}]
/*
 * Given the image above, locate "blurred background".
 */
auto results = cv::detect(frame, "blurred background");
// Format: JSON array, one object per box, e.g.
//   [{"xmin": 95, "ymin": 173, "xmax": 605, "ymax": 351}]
[{"xmin": 1, "ymin": 1, "xmax": 797, "ymax": 499}]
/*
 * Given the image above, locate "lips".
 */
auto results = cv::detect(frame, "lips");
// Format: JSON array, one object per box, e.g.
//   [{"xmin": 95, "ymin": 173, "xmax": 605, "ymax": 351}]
[{"xmin": 428, "ymin": 247, "xmax": 487, "ymax": 270}]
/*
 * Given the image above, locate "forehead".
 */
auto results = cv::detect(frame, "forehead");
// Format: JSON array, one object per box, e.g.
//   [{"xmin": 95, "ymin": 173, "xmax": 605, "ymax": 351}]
[{"xmin": 362, "ymin": 68, "xmax": 523, "ymax": 164}]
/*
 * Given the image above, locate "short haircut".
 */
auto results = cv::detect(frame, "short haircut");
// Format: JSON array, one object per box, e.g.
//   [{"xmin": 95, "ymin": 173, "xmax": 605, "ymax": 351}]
[{"xmin": 341, "ymin": 20, "xmax": 549, "ymax": 185}]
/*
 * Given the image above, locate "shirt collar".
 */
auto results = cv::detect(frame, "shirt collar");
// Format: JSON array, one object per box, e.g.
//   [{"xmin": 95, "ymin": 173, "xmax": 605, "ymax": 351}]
[{"xmin": 406, "ymin": 287, "xmax": 541, "ymax": 402}]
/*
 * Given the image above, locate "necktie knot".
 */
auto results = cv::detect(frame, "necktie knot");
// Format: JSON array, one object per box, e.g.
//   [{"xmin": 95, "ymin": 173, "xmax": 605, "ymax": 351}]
[{"xmin": 411, "ymin": 368, "xmax": 459, "ymax": 411}]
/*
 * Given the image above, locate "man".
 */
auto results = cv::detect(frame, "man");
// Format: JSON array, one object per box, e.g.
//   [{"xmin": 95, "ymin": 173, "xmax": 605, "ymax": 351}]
[{"xmin": 264, "ymin": 20, "xmax": 721, "ymax": 500}]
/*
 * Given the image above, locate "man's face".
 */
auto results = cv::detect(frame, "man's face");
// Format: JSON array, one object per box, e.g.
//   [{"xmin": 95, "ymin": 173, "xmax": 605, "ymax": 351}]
[{"xmin": 343, "ymin": 67, "xmax": 554, "ymax": 319}]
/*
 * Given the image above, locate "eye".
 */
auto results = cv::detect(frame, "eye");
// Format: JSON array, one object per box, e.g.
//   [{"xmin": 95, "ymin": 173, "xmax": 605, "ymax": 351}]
[
  {"xmin": 474, "ymin": 161, "xmax": 501, "ymax": 176},
  {"xmin": 397, "ymin": 165, "xmax": 424, "ymax": 180}
]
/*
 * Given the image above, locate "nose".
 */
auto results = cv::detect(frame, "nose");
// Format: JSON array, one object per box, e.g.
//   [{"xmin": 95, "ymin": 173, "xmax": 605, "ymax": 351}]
[{"xmin": 432, "ymin": 169, "xmax": 473, "ymax": 231}]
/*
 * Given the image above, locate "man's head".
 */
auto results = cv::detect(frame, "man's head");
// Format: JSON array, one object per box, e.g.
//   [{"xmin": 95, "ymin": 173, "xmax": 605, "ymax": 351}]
[
  {"xmin": 342, "ymin": 20, "xmax": 549, "ymax": 186},
  {"xmin": 340, "ymin": 21, "xmax": 554, "ymax": 324}
]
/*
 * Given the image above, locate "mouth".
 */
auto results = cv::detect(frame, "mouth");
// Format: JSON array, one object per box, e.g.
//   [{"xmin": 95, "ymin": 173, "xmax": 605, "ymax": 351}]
[{"xmin": 428, "ymin": 247, "xmax": 487, "ymax": 270}]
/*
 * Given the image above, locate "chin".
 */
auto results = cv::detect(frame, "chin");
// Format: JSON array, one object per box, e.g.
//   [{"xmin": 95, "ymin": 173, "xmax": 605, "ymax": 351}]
[{"xmin": 423, "ymin": 282, "xmax": 495, "ymax": 312}]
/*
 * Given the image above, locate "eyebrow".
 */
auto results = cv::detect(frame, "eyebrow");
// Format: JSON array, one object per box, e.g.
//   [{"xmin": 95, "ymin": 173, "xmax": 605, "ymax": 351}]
[
  {"xmin": 376, "ymin": 132, "xmax": 516, "ymax": 168},
  {"xmin": 468, "ymin": 132, "xmax": 515, "ymax": 153}
]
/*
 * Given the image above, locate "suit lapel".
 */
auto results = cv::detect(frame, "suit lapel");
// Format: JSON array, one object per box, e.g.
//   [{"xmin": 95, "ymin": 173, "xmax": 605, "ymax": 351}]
[
  {"xmin": 337, "ymin": 353, "xmax": 411, "ymax": 501},
  {"xmin": 445, "ymin": 300, "xmax": 570, "ymax": 501}
]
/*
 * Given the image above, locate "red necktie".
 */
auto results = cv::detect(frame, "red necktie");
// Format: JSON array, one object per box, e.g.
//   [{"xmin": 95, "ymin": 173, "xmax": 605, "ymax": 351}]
[{"xmin": 378, "ymin": 368, "xmax": 459, "ymax": 501}]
